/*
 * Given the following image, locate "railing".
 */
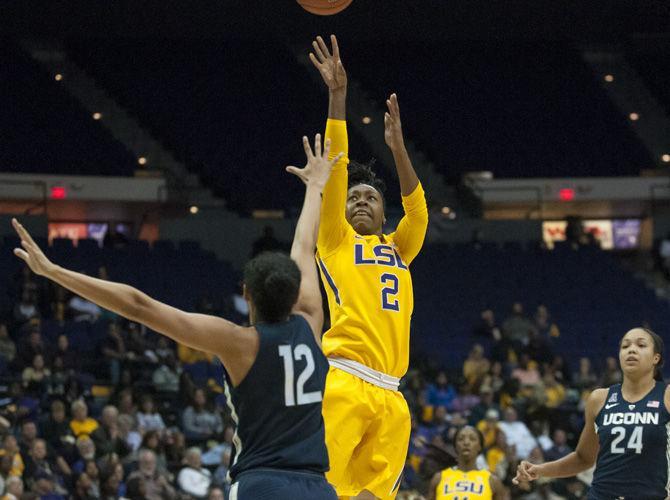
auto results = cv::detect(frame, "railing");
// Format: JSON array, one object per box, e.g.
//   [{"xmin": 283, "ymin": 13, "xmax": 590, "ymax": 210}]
[
  {"xmin": 0, "ymin": 179, "xmax": 48, "ymax": 214},
  {"xmin": 468, "ymin": 184, "xmax": 543, "ymax": 219}
]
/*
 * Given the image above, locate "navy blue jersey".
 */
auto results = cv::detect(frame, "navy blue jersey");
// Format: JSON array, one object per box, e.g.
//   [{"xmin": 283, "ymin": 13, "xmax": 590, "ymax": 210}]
[
  {"xmin": 223, "ymin": 315, "xmax": 329, "ymax": 481},
  {"xmin": 591, "ymin": 382, "xmax": 670, "ymax": 500}
]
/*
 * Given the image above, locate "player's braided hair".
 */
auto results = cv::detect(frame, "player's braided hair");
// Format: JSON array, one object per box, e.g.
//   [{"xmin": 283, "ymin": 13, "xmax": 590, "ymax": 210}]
[
  {"xmin": 244, "ymin": 252, "xmax": 300, "ymax": 323},
  {"xmin": 347, "ymin": 159, "xmax": 386, "ymax": 206}
]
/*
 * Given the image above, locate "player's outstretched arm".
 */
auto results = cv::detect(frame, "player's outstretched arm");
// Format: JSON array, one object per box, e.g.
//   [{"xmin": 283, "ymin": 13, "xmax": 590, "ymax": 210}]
[
  {"xmin": 385, "ymin": 93, "xmax": 428, "ymax": 265},
  {"xmin": 513, "ymin": 388, "xmax": 605, "ymax": 484},
  {"xmin": 310, "ymin": 35, "xmax": 350, "ymax": 253},
  {"xmin": 287, "ymin": 135, "xmax": 343, "ymax": 345},
  {"xmin": 11, "ymin": 219, "xmax": 247, "ymax": 366}
]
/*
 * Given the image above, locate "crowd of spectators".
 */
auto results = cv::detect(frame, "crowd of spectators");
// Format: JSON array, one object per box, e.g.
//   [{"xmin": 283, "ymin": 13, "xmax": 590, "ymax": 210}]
[
  {"xmin": 0, "ymin": 265, "xmax": 234, "ymax": 499},
  {"xmin": 1, "ymin": 261, "xmax": 628, "ymax": 499},
  {"xmin": 397, "ymin": 303, "xmax": 624, "ymax": 500}
]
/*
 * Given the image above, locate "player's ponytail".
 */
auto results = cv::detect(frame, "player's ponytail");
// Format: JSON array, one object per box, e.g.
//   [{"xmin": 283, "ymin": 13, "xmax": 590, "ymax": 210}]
[
  {"xmin": 642, "ymin": 328, "xmax": 665, "ymax": 381},
  {"xmin": 244, "ymin": 252, "xmax": 301, "ymax": 323}
]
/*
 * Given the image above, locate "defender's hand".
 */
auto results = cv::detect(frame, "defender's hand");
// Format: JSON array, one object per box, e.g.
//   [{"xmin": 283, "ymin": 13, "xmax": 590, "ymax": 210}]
[
  {"xmin": 286, "ymin": 134, "xmax": 343, "ymax": 191},
  {"xmin": 12, "ymin": 218, "xmax": 56, "ymax": 277},
  {"xmin": 384, "ymin": 93, "xmax": 405, "ymax": 152}
]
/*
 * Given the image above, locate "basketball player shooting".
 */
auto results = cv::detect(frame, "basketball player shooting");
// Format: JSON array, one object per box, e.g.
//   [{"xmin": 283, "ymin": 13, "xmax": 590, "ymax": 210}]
[{"xmin": 309, "ymin": 35, "xmax": 429, "ymax": 499}]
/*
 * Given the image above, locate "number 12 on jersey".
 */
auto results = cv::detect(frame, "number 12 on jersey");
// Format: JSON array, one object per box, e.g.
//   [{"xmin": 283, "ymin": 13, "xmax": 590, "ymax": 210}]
[{"xmin": 278, "ymin": 345, "xmax": 323, "ymax": 407}]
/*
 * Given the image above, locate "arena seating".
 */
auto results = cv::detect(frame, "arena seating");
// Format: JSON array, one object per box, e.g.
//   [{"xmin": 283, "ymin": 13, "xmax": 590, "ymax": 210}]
[
  {"xmin": 344, "ymin": 41, "xmax": 653, "ymax": 180},
  {"xmin": 411, "ymin": 241, "xmax": 670, "ymax": 372},
  {"xmin": 0, "ymin": 41, "xmax": 137, "ymax": 177},
  {"xmin": 66, "ymin": 38, "xmax": 382, "ymax": 213}
]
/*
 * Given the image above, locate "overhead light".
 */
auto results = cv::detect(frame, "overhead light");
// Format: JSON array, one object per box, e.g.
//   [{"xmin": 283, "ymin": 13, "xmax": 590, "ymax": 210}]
[
  {"xmin": 189, "ymin": 206, "xmax": 199, "ymax": 215},
  {"xmin": 54, "ymin": 74, "xmax": 63, "ymax": 81},
  {"xmin": 604, "ymin": 74, "xmax": 614, "ymax": 82},
  {"xmin": 629, "ymin": 112, "xmax": 639, "ymax": 121},
  {"xmin": 137, "ymin": 157, "xmax": 147, "ymax": 166},
  {"xmin": 362, "ymin": 116, "xmax": 372, "ymax": 124},
  {"xmin": 441, "ymin": 206, "xmax": 451, "ymax": 215},
  {"xmin": 92, "ymin": 112, "xmax": 102, "ymax": 120},
  {"xmin": 662, "ymin": 154, "xmax": 670, "ymax": 163}
]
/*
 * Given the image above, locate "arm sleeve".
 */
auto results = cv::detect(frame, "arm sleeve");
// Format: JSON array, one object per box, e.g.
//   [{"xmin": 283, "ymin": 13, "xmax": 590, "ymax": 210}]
[
  {"xmin": 391, "ymin": 183, "xmax": 428, "ymax": 265},
  {"xmin": 317, "ymin": 119, "xmax": 350, "ymax": 255}
]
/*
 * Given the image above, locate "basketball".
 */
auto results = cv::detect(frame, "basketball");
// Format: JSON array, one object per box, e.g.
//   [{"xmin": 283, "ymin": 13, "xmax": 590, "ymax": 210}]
[{"xmin": 297, "ymin": 0, "xmax": 353, "ymax": 16}]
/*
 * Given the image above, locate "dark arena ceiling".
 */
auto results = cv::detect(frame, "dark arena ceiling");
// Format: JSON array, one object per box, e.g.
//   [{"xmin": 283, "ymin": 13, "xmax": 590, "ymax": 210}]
[{"xmin": 2, "ymin": 0, "xmax": 669, "ymax": 42}]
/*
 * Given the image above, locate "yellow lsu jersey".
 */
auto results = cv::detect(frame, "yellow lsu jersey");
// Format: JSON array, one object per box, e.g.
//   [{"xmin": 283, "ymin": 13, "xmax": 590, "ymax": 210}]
[
  {"xmin": 318, "ymin": 119, "xmax": 428, "ymax": 378},
  {"xmin": 435, "ymin": 468, "xmax": 493, "ymax": 500}
]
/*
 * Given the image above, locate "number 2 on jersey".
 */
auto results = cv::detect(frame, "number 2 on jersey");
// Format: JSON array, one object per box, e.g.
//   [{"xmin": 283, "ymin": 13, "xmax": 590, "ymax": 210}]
[
  {"xmin": 610, "ymin": 425, "xmax": 643, "ymax": 454},
  {"xmin": 278, "ymin": 344, "xmax": 323, "ymax": 407},
  {"xmin": 380, "ymin": 273, "xmax": 399, "ymax": 311}
]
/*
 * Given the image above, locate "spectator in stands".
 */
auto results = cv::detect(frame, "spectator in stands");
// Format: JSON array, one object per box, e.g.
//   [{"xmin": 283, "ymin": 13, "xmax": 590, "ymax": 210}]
[
  {"xmin": 2, "ymin": 434, "xmax": 24, "ymax": 477},
  {"xmin": 424, "ymin": 371, "xmax": 456, "ymax": 409},
  {"xmin": 72, "ymin": 471, "xmax": 96, "ymax": 500},
  {"xmin": 152, "ymin": 353, "xmax": 181, "ymax": 393},
  {"xmin": 0, "ymin": 324, "xmax": 16, "ymax": 366},
  {"xmin": 18, "ymin": 420, "xmax": 39, "ymax": 457},
  {"xmin": 497, "ymin": 407, "xmax": 537, "ymax": 460},
  {"xmin": 476, "ymin": 408, "xmax": 501, "ymax": 450},
  {"xmin": 40, "ymin": 400, "xmax": 74, "ymax": 458},
  {"xmin": 164, "ymin": 428, "xmax": 187, "ymax": 473},
  {"xmin": 2, "ymin": 475, "xmax": 23, "ymax": 500},
  {"xmin": 473, "ymin": 309, "xmax": 502, "ymax": 341},
  {"xmin": 469, "ymin": 385, "xmax": 499, "ymax": 426},
  {"xmin": 68, "ymin": 293, "xmax": 101, "ymax": 323},
  {"xmin": 114, "ymin": 388, "xmax": 137, "ymax": 420},
  {"xmin": 91, "ymin": 405, "xmax": 130, "ymax": 459},
  {"xmin": 22, "ymin": 354, "xmax": 50, "ymax": 391},
  {"xmin": 511, "ymin": 354, "xmax": 541, "ymax": 387},
  {"xmin": 534, "ymin": 304, "xmax": 559, "ymax": 338},
  {"xmin": 103, "ymin": 226, "xmax": 128, "ymax": 250},
  {"xmin": 83, "ymin": 460, "xmax": 100, "ymax": 497},
  {"xmin": 72, "ymin": 437, "xmax": 95, "ymax": 474},
  {"xmin": 98, "ymin": 462, "xmax": 122, "ymax": 500},
  {"xmin": 573, "ymin": 357, "xmax": 598, "ymax": 391},
  {"xmin": 502, "ymin": 302, "xmax": 534, "ymax": 348},
  {"xmin": 463, "ymin": 344, "xmax": 490, "ymax": 391},
  {"xmin": 101, "ymin": 322, "xmax": 126, "ymax": 385},
  {"xmin": 139, "ymin": 431, "xmax": 168, "ymax": 473},
  {"xmin": 136, "ymin": 395, "xmax": 166, "ymax": 434},
  {"xmin": 486, "ymin": 430, "xmax": 511, "ymax": 483},
  {"xmin": 126, "ymin": 322, "xmax": 158, "ymax": 364},
  {"xmin": 542, "ymin": 372, "xmax": 566, "ymax": 409},
  {"xmin": 548, "ymin": 354, "xmax": 571, "ymax": 385},
  {"xmin": 23, "ymin": 439, "xmax": 69, "ymax": 494},
  {"xmin": 178, "ymin": 447, "xmax": 212, "ymax": 498},
  {"xmin": 127, "ymin": 449, "xmax": 177, "ymax": 500},
  {"xmin": 50, "ymin": 285, "xmax": 68, "ymax": 324},
  {"xmin": 117, "ymin": 414, "xmax": 142, "ymax": 454},
  {"xmin": 182, "ymin": 389, "xmax": 223, "ymax": 443},
  {"xmin": 250, "ymin": 225, "xmax": 283, "ymax": 257},
  {"xmin": 53, "ymin": 334, "xmax": 77, "ymax": 372},
  {"xmin": 13, "ymin": 290, "xmax": 40, "ymax": 327},
  {"xmin": 544, "ymin": 429, "xmax": 572, "ymax": 462},
  {"xmin": 601, "ymin": 355, "xmax": 622, "ymax": 386},
  {"xmin": 16, "ymin": 327, "xmax": 46, "ymax": 371},
  {"xmin": 69, "ymin": 400, "xmax": 98, "ymax": 438},
  {"xmin": 229, "ymin": 282, "xmax": 249, "ymax": 325},
  {"xmin": 124, "ymin": 475, "xmax": 146, "ymax": 500}
]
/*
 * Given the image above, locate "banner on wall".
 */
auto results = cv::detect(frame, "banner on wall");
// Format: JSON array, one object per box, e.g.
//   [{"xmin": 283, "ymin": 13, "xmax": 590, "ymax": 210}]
[{"xmin": 542, "ymin": 219, "xmax": 640, "ymax": 250}]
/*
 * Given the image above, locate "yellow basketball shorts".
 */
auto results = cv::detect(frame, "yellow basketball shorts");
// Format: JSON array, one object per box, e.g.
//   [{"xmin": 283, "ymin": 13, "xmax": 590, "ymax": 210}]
[{"xmin": 322, "ymin": 366, "xmax": 411, "ymax": 499}]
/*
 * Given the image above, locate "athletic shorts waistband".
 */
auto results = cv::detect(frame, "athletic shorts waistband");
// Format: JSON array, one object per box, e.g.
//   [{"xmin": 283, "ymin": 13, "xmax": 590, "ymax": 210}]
[{"xmin": 328, "ymin": 357, "xmax": 400, "ymax": 391}]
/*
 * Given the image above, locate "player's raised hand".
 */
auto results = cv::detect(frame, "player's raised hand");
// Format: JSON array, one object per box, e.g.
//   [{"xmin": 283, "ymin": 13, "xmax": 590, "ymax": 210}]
[
  {"xmin": 286, "ymin": 134, "xmax": 343, "ymax": 191},
  {"xmin": 310, "ymin": 35, "xmax": 347, "ymax": 93},
  {"xmin": 11, "ymin": 218, "xmax": 56, "ymax": 277},
  {"xmin": 384, "ymin": 93, "xmax": 405, "ymax": 152},
  {"xmin": 512, "ymin": 460, "xmax": 541, "ymax": 485}
]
